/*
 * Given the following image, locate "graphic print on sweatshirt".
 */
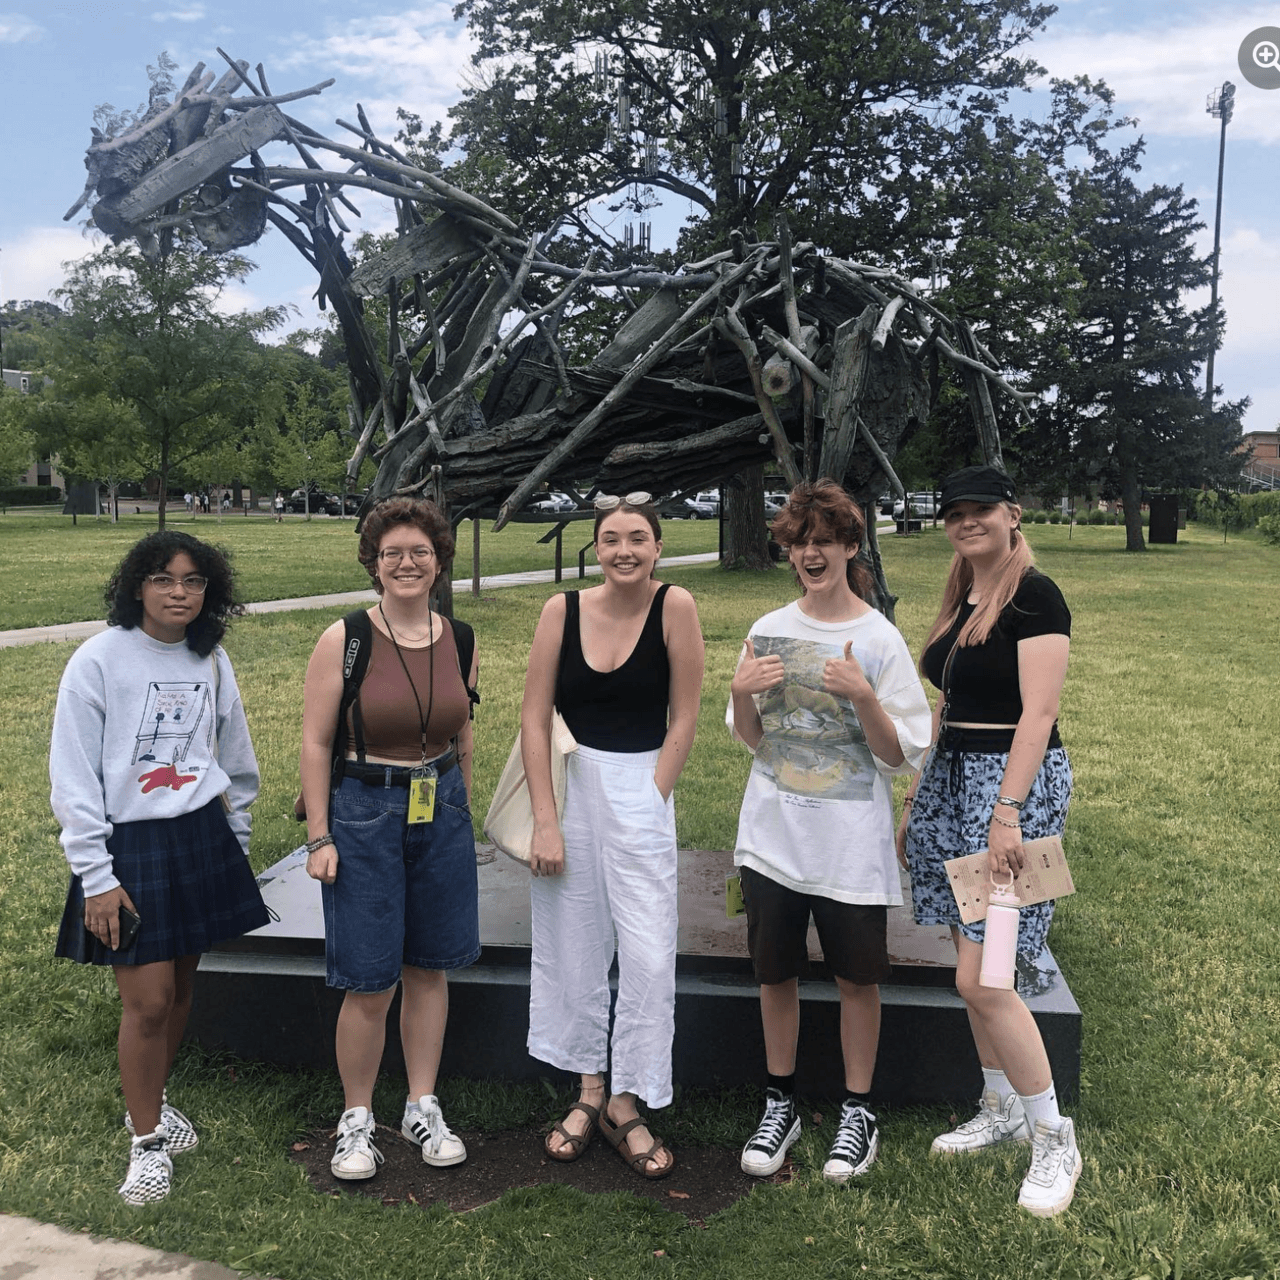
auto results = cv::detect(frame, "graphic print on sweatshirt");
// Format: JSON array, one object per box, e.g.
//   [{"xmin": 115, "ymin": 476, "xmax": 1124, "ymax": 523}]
[
  {"xmin": 132, "ymin": 679, "xmax": 213, "ymax": 793},
  {"xmin": 752, "ymin": 636, "xmax": 880, "ymax": 803}
]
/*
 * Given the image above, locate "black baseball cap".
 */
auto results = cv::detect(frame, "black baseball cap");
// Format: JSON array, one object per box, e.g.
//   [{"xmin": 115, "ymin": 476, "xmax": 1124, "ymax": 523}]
[{"xmin": 938, "ymin": 465, "xmax": 1017, "ymax": 514}]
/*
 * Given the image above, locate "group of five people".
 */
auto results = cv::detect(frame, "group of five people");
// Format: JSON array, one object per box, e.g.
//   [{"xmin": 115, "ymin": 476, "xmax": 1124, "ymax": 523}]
[{"xmin": 49, "ymin": 465, "xmax": 1081, "ymax": 1217}]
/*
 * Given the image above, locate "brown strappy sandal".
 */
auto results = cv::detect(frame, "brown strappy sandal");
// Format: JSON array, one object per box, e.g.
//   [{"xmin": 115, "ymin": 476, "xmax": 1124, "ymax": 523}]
[
  {"xmin": 599, "ymin": 1110, "xmax": 675, "ymax": 1180},
  {"xmin": 543, "ymin": 1098, "xmax": 601, "ymax": 1162}
]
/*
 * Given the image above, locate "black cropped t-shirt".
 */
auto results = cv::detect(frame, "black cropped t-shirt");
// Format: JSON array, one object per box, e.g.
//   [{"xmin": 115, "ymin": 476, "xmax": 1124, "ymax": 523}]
[
  {"xmin": 556, "ymin": 584, "xmax": 671, "ymax": 751},
  {"xmin": 921, "ymin": 571, "xmax": 1070, "ymax": 724}
]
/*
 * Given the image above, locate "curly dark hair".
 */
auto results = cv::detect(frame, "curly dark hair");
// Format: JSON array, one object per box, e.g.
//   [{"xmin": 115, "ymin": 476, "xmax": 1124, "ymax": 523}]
[
  {"xmin": 770, "ymin": 479, "xmax": 873, "ymax": 600},
  {"xmin": 358, "ymin": 498, "xmax": 455, "ymax": 591},
  {"xmin": 105, "ymin": 531, "xmax": 243, "ymax": 656}
]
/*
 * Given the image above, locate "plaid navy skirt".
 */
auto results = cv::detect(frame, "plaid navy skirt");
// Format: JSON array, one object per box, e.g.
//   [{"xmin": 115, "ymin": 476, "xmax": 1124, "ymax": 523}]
[{"xmin": 55, "ymin": 800, "xmax": 269, "ymax": 966}]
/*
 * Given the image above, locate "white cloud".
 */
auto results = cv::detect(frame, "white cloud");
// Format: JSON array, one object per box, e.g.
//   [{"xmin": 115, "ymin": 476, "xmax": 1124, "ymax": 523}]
[
  {"xmin": 0, "ymin": 226, "xmax": 97, "ymax": 306},
  {"xmin": 0, "ymin": 12, "xmax": 42, "ymax": 42},
  {"xmin": 151, "ymin": 5, "xmax": 205, "ymax": 22},
  {"xmin": 280, "ymin": 5, "xmax": 476, "ymax": 140},
  {"xmin": 1032, "ymin": 7, "xmax": 1280, "ymax": 144}
]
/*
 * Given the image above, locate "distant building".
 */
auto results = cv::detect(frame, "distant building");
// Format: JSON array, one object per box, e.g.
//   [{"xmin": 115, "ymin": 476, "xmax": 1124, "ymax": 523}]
[
  {"xmin": 1240, "ymin": 430, "xmax": 1278, "ymax": 492},
  {"xmin": 2, "ymin": 367, "xmax": 65, "ymax": 491}
]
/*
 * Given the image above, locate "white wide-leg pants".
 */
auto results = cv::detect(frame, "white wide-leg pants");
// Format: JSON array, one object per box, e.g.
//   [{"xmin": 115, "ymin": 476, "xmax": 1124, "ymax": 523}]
[{"xmin": 527, "ymin": 744, "xmax": 678, "ymax": 1107}]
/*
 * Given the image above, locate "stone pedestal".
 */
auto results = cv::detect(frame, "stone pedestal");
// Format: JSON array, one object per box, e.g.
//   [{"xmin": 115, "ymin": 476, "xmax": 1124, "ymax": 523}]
[{"xmin": 188, "ymin": 846, "xmax": 1080, "ymax": 1104}]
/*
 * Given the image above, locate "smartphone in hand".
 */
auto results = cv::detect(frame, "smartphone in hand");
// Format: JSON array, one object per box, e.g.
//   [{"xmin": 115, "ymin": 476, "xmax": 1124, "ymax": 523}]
[{"xmin": 116, "ymin": 905, "xmax": 142, "ymax": 950}]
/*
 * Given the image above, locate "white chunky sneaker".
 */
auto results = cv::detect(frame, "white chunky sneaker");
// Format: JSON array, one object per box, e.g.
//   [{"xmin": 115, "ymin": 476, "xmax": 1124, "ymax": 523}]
[
  {"xmin": 822, "ymin": 1101, "xmax": 879, "ymax": 1184},
  {"xmin": 401, "ymin": 1094, "xmax": 467, "ymax": 1167},
  {"xmin": 126, "ymin": 1099, "xmax": 198, "ymax": 1154},
  {"xmin": 330, "ymin": 1106, "xmax": 383, "ymax": 1180},
  {"xmin": 1017, "ymin": 1117, "xmax": 1082, "ymax": 1218},
  {"xmin": 740, "ymin": 1088, "xmax": 801, "ymax": 1177},
  {"xmin": 118, "ymin": 1131, "xmax": 173, "ymax": 1206},
  {"xmin": 930, "ymin": 1089, "xmax": 1031, "ymax": 1155}
]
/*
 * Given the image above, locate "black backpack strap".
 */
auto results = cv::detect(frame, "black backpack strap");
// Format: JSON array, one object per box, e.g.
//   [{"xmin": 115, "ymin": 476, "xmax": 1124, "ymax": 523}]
[
  {"xmin": 331, "ymin": 609, "xmax": 374, "ymax": 780},
  {"xmin": 447, "ymin": 616, "xmax": 480, "ymax": 719}
]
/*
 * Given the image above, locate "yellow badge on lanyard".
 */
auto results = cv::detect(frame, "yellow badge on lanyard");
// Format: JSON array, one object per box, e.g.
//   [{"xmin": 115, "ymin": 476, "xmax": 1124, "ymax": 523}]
[{"xmin": 407, "ymin": 769, "xmax": 437, "ymax": 823}]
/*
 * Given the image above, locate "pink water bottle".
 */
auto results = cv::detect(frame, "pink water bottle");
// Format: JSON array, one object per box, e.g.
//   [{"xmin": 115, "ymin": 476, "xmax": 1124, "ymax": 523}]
[{"xmin": 979, "ymin": 876, "xmax": 1021, "ymax": 989}]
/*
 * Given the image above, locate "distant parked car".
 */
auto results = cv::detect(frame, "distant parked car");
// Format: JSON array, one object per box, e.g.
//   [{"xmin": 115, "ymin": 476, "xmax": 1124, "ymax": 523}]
[
  {"xmin": 695, "ymin": 490, "xmax": 721, "ymax": 516},
  {"xmin": 879, "ymin": 494, "xmax": 894, "ymax": 515},
  {"xmin": 894, "ymin": 491, "xmax": 940, "ymax": 520},
  {"xmin": 678, "ymin": 497, "xmax": 717, "ymax": 519},
  {"xmin": 763, "ymin": 493, "xmax": 786, "ymax": 519},
  {"xmin": 531, "ymin": 491, "xmax": 576, "ymax": 513},
  {"xmin": 286, "ymin": 488, "xmax": 342, "ymax": 516}
]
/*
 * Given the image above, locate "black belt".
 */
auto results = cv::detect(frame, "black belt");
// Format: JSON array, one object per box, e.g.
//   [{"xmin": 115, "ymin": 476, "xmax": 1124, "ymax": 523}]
[
  {"xmin": 340, "ymin": 747, "xmax": 457, "ymax": 787},
  {"xmin": 938, "ymin": 725, "xmax": 1062, "ymax": 797}
]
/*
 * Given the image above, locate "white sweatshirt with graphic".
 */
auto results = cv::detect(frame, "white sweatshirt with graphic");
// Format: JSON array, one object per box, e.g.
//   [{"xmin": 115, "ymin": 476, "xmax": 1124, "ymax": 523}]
[{"xmin": 49, "ymin": 625, "xmax": 259, "ymax": 897}]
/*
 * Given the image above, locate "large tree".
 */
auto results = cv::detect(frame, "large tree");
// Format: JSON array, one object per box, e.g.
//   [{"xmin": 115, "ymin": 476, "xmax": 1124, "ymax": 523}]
[
  {"xmin": 445, "ymin": 0, "xmax": 1054, "ymax": 259},
  {"xmin": 402, "ymin": 0, "xmax": 1056, "ymax": 564},
  {"xmin": 1036, "ymin": 141, "xmax": 1245, "ymax": 550},
  {"xmin": 49, "ymin": 240, "xmax": 287, "ymax": 527}
]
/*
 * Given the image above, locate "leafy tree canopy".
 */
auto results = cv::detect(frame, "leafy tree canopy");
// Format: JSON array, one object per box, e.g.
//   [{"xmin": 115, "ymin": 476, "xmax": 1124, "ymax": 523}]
[{"xmin": 48, "ymin": 237, "xmax": 288, "ymax": 526}]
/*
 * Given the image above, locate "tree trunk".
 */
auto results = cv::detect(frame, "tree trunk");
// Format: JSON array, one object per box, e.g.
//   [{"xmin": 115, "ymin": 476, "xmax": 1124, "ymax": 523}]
[
  {"xmin": 157, "ymin": 440, "xmax": 169, "ymax": 530},
  {"xmin": 1120, "ymin": 461, "xmax": 1145, "ymax": 552},
  {"xmin": 721, "ymin": 465, "xmax": 772, "ymax": 571}
]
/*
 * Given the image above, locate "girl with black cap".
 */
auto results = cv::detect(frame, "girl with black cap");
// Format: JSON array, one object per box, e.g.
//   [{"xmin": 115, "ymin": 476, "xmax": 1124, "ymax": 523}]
[{"xmin": 896, "ymin": 464, "xmax": 1082, "ymax": 1217}]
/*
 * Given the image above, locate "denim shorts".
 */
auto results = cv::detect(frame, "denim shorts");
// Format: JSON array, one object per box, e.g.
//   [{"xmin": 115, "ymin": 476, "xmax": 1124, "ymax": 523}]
[{"xmin": 321, "ymin": 767, "xmax": 481, "ymax": 992}]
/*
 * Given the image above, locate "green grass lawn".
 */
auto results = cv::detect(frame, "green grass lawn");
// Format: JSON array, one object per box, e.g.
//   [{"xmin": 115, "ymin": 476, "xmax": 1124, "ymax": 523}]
[
  {"xmin": 1, "ymin": 521, "xmax": 1278, "ymax": 1279},
  {"xmin": 0, "ymin": 511, "xmax": 721, "ymax": 629}
]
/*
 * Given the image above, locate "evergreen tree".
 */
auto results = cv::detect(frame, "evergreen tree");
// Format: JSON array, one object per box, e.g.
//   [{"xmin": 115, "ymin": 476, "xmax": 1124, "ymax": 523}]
[{"xmin": 1039, "ymin": 141, "xmax": 1245, "ymax": 550}]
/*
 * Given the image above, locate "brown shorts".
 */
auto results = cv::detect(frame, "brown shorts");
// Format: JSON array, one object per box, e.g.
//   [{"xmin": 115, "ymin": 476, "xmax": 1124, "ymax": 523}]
[{"xmin": 739, "ymin": 865, "xmax": 891, "ymax": 986}]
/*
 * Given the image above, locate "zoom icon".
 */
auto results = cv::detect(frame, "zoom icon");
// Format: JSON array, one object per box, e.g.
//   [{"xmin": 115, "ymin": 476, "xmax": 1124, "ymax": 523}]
[{"xmin": 1239, "ymin": 27, "xmax": 1280, "ymax": 89}]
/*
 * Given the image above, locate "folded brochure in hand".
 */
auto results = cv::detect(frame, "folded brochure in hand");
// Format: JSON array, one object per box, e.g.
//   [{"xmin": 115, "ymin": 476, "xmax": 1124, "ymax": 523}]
[{"xmin": 943, "ymin": 835, "xmax": 1074, "ymax": 924}]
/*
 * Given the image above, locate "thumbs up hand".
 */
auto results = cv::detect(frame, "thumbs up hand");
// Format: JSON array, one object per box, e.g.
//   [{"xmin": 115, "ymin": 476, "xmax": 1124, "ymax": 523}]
[
  {"xmin": 823, "ymin": 640, "xmax": 872, "ymax": 700},
  {"xmin": 731, "ymin": 637, "xmax": 785, "ymax": 696}
]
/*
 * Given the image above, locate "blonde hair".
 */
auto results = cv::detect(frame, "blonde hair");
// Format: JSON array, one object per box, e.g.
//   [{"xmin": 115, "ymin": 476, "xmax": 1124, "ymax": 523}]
[{"xmin": 921, "ymin": 505, "xmax": 1035, "ymax": 657}]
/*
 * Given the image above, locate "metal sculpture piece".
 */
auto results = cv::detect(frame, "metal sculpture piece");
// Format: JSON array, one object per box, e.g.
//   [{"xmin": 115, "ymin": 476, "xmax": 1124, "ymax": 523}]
[{"xmin": 67, "ymin": 54, "xmax": 1029, "ymax": 549}]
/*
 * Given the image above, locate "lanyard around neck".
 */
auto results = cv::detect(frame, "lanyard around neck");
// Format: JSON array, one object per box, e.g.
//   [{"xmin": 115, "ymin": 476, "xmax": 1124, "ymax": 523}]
[{"xmin": 378, "ymin": 603, "xmax": 435, "ymax": 764}]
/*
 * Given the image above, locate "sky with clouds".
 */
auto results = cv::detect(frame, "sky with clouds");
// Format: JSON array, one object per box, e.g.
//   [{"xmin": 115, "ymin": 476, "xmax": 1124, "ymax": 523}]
[{"xmin": 2, "ymin": 0, "xmax": 1276, "ymax": 432}]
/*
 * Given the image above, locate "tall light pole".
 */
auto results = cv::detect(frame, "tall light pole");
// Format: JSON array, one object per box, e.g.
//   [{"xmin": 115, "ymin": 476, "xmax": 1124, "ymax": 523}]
[{"xmin": 1205, "ymin": 81, "xmax": 1235, "ymax": 407}]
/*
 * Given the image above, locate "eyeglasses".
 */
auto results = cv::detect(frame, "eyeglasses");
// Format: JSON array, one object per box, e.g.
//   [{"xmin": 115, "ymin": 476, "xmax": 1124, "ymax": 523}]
[
  {"xmin": 145, "ymin": 574, "xmax": 208, "ymax": 594},
  {"xmin": 377, "ymin": 546, "xmax": 436, "ymax": 565},
  {"xmin": 594, "ymin": 491, "xmax": 653, "ymax": 511}
]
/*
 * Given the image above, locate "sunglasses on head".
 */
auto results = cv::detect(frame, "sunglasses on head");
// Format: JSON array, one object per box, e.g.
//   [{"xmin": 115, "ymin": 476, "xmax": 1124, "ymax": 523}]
[{"xmin": 593, "ymin": 491, "xmax": 653, "ymax": 511}]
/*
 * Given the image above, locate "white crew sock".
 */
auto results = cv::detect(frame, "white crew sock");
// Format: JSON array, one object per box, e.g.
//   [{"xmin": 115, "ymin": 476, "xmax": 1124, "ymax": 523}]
[
  {"xmin": 1018, "ymin": 1082, "xmax": 1063, "ymax": 1131},
  {"xmin": 982, "ymin": 1067, "xmax": 1016, "ymax": 1105}
]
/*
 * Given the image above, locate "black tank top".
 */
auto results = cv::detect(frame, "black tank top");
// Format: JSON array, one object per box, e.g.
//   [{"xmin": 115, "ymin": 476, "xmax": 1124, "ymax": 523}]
[{"xmin": 556, "ymin": 584, "xmax": 671, "ymax": 751}]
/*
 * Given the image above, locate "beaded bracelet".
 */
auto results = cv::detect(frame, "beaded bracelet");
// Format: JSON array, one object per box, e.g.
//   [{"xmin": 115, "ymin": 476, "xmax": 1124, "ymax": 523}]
[
  {"xmin": 990, "ymin": 813, "xmax": 1022, "ymax": 830},
  {"xmin": 996, "ymin": 795, "xmax": 1024, "ymax": 810},
  {"xmin": 306, "ymin": 834, "xmax": 336, "ymax": 853}
]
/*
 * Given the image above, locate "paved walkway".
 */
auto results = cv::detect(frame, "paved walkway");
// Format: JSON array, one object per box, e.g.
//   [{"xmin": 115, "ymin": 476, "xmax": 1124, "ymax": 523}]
[
  {"xmin": 0, "ymin": 1213, "xmax": 253, "ymax": 1279},
  {"xmin": 0, "ymin": 553, "xmax": 721, "ymax": 649}
]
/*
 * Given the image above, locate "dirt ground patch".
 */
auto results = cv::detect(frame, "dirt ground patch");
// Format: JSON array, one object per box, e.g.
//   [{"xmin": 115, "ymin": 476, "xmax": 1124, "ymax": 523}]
[{"xmin": 290, "ymin": 1123, "xmax": 781, "ymax": 1218}]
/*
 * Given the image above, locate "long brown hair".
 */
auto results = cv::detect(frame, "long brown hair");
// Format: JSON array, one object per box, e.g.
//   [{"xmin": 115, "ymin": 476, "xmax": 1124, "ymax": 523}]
[
  {"xmin": 920, "ymin": 504, "xmax": 1035, "ymax": 656},
  {"xmin": 771, "ymin": 479, "xmax": 873, "ymax": 599}
]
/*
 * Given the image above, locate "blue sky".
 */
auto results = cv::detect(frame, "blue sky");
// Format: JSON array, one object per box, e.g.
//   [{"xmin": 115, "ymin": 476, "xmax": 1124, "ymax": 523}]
[{"xmin": 2, "ymin": 1, "xmax": 1276, "ymax": 432}]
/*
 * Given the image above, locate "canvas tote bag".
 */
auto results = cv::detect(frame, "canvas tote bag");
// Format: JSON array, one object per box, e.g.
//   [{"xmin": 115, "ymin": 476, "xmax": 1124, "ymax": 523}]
[{"xmin": 483, "ymin": 712, "xmax": 578, "ymax": 863}]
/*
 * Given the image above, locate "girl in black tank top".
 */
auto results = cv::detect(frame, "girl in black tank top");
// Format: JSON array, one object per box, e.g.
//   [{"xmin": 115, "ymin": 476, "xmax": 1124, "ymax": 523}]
[{"xmin": 519, "ymin": 499, "xmax": 705, "ymax": 1180}]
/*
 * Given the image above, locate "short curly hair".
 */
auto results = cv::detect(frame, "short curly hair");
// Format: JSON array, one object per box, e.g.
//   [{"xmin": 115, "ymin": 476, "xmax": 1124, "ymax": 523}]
[
  {"xmin": 105, "ymin": 531, "xmax": 243, "ymax": 656},
  {"xmin": 770, "ymin": 479, "xmax": 873, "ymax": 600},
  {"xmin": 358, "ymin": 498, "xmax": 455, "ymax": 591}
]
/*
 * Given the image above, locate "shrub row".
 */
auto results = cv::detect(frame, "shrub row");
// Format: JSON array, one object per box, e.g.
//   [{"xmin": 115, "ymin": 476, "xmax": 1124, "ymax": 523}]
[
  {"xmin": 1021, "ymin": 508, "xmax": 1147, "ymax": 527},
  {"xmin": 0, "ymin": 485, "xmax": 62, "ymax": 505}
]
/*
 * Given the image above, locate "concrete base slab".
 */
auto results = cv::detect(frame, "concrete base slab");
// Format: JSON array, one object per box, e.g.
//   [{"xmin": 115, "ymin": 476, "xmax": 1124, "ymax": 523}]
[{"xmin": 188, "ymin": 846, "xmax": 1080, "ymax": 1105}]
